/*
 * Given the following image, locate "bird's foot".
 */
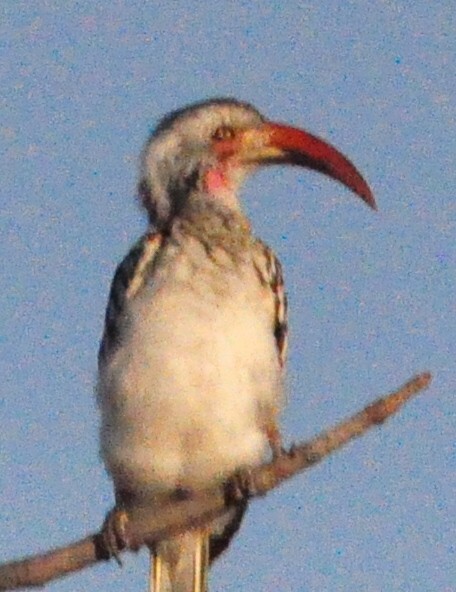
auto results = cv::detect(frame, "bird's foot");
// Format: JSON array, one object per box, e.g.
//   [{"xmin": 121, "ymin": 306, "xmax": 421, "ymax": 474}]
[
  {"xmin": 101, "ymin": 507, "xmax": 130, "ymax": 566},
  {"xmin": 288, "ymin": 442, "xmax": 299, "ymax": 457},
  {"xmin": 224, "ymin": 468, "xmax": 258, "ymax": 504},
  {"xmin": 271, "ymin": 441, "xmax": 288, "ymax": 460}
]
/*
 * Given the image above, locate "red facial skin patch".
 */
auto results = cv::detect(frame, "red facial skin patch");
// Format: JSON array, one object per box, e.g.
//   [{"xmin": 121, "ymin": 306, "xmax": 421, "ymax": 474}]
[{"xmin": 203, "ymin": 168, "xmax": 231, "ymax": 195}]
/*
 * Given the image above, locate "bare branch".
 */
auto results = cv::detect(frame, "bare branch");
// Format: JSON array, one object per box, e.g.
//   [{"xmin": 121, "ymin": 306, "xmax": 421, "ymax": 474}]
[{"xmin": 0, "ymin": 372, "xmax": 432, "ymax": 591}]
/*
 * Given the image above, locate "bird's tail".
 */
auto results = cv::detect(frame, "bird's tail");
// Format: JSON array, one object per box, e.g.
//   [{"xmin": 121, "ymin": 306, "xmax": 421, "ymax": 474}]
[{"xmin": 149, "ymin": 530, "xmax": 209, "ymax": 592}]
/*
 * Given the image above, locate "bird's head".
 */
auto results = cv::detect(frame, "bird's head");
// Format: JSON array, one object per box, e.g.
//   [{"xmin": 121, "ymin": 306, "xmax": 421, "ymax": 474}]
[{"xmin": 139, "ymin": 98, "xmax": 375, "ymax": 228}]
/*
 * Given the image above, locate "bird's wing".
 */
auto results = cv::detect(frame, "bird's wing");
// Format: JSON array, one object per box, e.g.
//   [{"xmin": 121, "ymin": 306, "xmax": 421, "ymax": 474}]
[
  {"xmin": 98, "ymin": 231, "xmax": 164, "ymax": 367},
  {"xmin": 253, "ymin": 239, "xmax": 288, "ymax": 368}
]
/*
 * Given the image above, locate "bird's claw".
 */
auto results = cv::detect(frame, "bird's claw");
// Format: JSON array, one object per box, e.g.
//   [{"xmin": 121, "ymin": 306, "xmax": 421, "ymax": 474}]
[
  {"xmin": 101, "ymin": 507, "xmax": 130, "ymax": 566},
  {"xmin": 288, "ymin": 442, "xmax": 299, "ymax": 457},
  {"xmin": 225, "ymin": 468, "xmax": 258, "ymax": 504},
  {"xmin": 271, "ymin": 443, "xmax": 288, "ymax": 460}
]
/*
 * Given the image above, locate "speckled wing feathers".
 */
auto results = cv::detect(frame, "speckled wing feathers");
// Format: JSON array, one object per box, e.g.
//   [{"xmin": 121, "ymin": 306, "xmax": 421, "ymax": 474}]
[
  {"xmin": 252, "ymin": 240, "xmax": 288, "ymax": 369},
  {"xmin": 98, "ymin": 232, "xmax": 163, "ymax": 366}
]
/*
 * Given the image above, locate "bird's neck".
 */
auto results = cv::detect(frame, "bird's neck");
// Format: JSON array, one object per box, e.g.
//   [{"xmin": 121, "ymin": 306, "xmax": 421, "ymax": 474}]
[{"xmin": 172, "ymin": 193, "xmax": 253, "ymax": 255}]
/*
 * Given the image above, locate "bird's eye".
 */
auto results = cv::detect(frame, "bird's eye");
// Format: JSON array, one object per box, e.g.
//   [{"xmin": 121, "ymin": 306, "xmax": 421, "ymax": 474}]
[{"xmin": 212, "ymin": 126, "xmax": 235, "ymax": 141}]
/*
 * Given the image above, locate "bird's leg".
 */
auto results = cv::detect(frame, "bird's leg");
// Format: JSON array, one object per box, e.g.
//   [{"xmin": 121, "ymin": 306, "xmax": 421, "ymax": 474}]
[
  {"xmin": 225, "ymin": 418, "xmax": 286, "ymax": 504},
  {"xmin": 264, "ymin": 417, "xmax": 287, "ymax": 460}
]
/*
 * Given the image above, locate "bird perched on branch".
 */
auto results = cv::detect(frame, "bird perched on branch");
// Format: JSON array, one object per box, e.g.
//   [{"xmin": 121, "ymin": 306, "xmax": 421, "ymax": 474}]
[{"xmin": 97, "ymin": 98, "xmax": 375, "ymax": 592}]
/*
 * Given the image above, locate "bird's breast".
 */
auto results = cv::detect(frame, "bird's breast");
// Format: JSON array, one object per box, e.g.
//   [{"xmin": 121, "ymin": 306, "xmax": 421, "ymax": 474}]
[{"xmin": 98, "ymin": 236, "xmax": 282, "ymax": 497}]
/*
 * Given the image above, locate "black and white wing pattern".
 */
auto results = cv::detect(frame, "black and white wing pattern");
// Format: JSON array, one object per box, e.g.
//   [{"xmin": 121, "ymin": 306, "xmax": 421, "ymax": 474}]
[
  {"xmin": 252, "ymin": 239, "xmax": 289, "ymax": 369},
  {"xmin": 98, "ymin": 231, "xmax": 164, "ymax": 367}
]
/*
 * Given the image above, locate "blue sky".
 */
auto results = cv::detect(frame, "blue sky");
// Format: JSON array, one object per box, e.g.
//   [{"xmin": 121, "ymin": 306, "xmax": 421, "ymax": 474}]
[{"xmin": 1, "ymin": 2, "xmax": 454, "ymax": 590}]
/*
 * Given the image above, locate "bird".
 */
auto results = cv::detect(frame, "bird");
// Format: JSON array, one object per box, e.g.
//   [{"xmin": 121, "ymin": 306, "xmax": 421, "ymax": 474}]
[{"xmin": 96, "ymin": 98, "xmax": 375, "ymax": 592}]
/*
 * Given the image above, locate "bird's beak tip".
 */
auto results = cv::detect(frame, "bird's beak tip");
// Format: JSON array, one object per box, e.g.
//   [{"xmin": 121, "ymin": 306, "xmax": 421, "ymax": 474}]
[
  {"xmin": 255, "ymin": 122, "xmax": 376, "ymax": 209},
  {"xmin": 367, "ymin": 195, "xmax": 378, "ymax": 211}
]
